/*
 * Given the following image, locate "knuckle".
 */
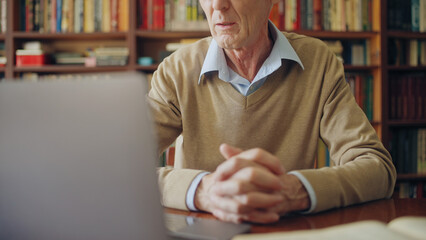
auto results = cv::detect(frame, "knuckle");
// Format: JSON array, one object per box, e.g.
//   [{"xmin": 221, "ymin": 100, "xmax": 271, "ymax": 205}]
[
  {"xmin": 229, "ymin": 157, "xmax": 243, "ymax": 170},
  {"xmin": 234, "ymin": 180, "xmax": 247, "ymax": 194},
  {"xmin": 244, "ymin": 167, "xmax": 258, "ymax": 180},
  {"xmin": 252, "ymin": 148, "xmax": 263, "ymax": 159}
]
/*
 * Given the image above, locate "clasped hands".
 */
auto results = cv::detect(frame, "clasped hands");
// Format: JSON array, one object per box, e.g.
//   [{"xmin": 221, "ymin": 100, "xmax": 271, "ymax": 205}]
[{"xmin": 194, "ymin": 144, "xmax": 310, "ymax": 224}]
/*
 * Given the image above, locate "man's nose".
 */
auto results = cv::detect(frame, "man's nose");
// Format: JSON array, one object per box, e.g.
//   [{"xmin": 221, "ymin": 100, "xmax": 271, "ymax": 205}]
[{"xmin": 212, "ymin": 0, "xmax": 230, "ymax": 11}]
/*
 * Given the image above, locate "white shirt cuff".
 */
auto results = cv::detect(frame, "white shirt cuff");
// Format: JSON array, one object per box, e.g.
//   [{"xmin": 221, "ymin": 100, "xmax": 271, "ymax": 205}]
[
  {"xmin": 186, "ymin": 172, "xmax": 210, "ymax": 211},
  {"xmin": 288, "ymin": 171, "xmax": 317, "ymax": 213}
]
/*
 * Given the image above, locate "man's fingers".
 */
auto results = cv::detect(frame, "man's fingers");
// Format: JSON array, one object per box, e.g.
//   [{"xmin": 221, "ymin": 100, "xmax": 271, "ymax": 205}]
[
  {"xmin": 213, "ymin": 168, "xmax": 283, "ymax": 194},
  {"xmin": 233, "ymin": 192, "xmax": 283, "ymax": 209},
  {"xmin": 219, "ymin": 143, "xmax": 243, "ymax": 159},
  {"xmin": 233, "ymin": 167, "xmax": 283, "ymax": 190},
  {"xmin": 236, "ymin": 148, "xmax": 285, "ymax": 175},
  {"xmin": 214, "ymin": 157, "xmax": 259, "ymax": 181},
  {"xmin": 215, "ymin": 145, "xmax": 285, "ymax": 181},
  {"xmin": 210, "ymin": 194, "xmax": 253, "ymax": 214}
]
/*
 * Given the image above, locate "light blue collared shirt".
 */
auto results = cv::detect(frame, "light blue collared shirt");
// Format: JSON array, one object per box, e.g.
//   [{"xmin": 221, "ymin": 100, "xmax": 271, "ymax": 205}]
[
  {"xmin": 187, "ymin": 22, "xmax": 317, "ymax": 213},
  {"xmin": 198, "ymin": 21, "xmax": 304, "ymax": 96}
]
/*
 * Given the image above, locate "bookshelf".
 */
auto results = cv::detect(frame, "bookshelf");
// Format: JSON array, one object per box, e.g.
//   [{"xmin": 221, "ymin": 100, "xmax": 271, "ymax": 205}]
[
  {"xmin": 381, "ymin": 0, "xmax": 426, "ymax": 198},
  {"xmin": 1, "ymin": 0, "xmax": 424, "ymax": 197}
]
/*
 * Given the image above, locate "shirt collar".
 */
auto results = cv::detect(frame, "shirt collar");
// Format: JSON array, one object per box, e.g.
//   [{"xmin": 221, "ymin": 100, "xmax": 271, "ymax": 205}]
[{"xmin": 199, "ymin": 21, "xmax": 304, "ymax": 84}]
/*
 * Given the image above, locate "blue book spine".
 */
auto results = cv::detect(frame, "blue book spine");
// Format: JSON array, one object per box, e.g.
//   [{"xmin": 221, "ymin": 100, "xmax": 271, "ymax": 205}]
[
  {"xmin": 412, "ymin": 0, "xmax": 420, "ymax": 31},
  {"xmin": 56, "ymin": 0, "xmax": 62, "ymax": 32}
]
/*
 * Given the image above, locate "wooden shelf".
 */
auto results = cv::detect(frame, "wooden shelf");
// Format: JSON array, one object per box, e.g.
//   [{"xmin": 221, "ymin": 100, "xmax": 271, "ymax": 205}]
[
  {"xmin": 387, "ymin": 120, "xmax": 426, "ymax": 127},
  {"xmin": 14, "ymin": 65, "xmax": 130, "ymax": 73},
  {"xmin": 293, "ymin": 30, "xmax": 379, "ymax": 39},
  {"xmin": 344, "ymin": 65, "xmax": 380, "ymax": 71},
  {"xmin": 12, "ymin": 32, "xmax": 128, "ymax": 40},
  {"xmin": 387, "ymin": 31, "xmax": 426, "ymax": 39},
  {"xmin": 387, "ymin": 65, "xmax": 426, "ymax": 71},
  {"xmin": 136, "ymin": 30, "xmax": 211, "ymax": 39},
  {"xmin": 397, "ymin": 174, "xmax": 426, "ymax": 181}
]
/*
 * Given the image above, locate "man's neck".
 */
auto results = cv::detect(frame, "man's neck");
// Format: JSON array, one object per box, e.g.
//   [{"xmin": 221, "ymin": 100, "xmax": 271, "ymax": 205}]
[{"xmin": 224, "ymin": 29, "xmax": 273, "ymax": 82}]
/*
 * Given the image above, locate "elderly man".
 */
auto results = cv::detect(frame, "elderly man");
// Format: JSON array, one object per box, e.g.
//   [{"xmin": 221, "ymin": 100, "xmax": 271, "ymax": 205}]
[{"xmin": 148, "ymin": 0, "xmax": 396, "ymax": 223}]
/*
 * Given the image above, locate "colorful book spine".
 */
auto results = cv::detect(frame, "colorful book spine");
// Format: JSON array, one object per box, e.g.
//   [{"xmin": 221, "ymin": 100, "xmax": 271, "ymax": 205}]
[
  {"xmin": 102, "ymin": 0, "xmax": 111, "ymax": 32},
  {"xmin": 0, "ymin": 0, "xmax": 6, "ymax": 33},
  {"xmin": 56, "ymin": 0, "xmax": 62, "ymax": 32},
  {"xmin": 74, "ymin": 0, "xmax": 83, "ymax": 33},
  {"xmin": 84, "ymin": 0, "xmax": 95, "ymax": 33}
]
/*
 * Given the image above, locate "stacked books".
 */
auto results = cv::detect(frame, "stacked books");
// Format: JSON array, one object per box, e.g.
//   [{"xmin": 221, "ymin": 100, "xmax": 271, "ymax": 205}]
[
  {"xmin": 93, "ymin": 47, "xmax": 129, "ymax": 66},
  {"xmin": 16, "ymin": 41, "xmax": 48, "ymax": 67},
  {"xmin": 54, "ymin": 52, "xmax": 85, "ymax": 65}
]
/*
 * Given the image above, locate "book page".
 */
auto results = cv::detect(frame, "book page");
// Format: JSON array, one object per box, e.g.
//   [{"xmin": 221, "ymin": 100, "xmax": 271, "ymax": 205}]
[
  {"xmin": 232, "ymin": 221, "xmax": 412, "ymax": 240},
  {"xmin": 387, "ymin": 216, "xmax": 426, "ymax": 240}
]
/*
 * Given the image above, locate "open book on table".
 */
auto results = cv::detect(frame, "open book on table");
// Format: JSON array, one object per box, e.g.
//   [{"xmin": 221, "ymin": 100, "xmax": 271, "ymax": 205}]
[{"xmin": 233, "ymin": 216, "xmax": 426, "ymax": 240}]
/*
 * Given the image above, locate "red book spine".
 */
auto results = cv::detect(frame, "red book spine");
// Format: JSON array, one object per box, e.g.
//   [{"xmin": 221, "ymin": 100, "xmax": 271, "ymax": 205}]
[
  {"xmin": 140, "ymin": 0, "xmax": 147, "ymax": 29},
  {"xmin": 313, "ymin": 0, "xmax": 322, "ymax": 31},
  {"xmin": 295, "ymin": 0, "xmax": 301, "ymax": 30},
  {"xmin": 51, "ymin": 0, "xmax": 56, "ymax": 33},
  {"xmin": 279, "ymin": 0, "xmax": 285, "ymax": 30},
  {"xmin": 110, "ymin": 0, "xmax": 118, "ymax": 31}
]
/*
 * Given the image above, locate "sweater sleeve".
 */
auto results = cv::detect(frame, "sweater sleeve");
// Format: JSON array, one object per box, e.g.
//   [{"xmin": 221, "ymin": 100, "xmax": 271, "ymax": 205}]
[
  {"xmin": 147, "ymin": 59, "xmax": 201, "ymax": 210},
  {"xmin": 296, "ymin": 50, "xmax": 397, "ymax": 213}
]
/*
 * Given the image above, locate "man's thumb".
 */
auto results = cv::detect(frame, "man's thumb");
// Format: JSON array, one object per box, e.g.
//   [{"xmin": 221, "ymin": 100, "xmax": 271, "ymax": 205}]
[{"xmin": 219, "ymin": 143, "xmax": 243, "ymax": 159}]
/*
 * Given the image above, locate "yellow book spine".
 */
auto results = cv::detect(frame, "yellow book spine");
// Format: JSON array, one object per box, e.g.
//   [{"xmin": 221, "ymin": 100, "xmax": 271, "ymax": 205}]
[
  {"xmin": 84, "ymin": 0, "xmax": 95, "ymax": 33},
  {"xmin": 118, "ymin": 0, "xmax": 129, "ymax": 32},
  {"xmin": 102, "ymin": 0, "xmax": 111, "ymax": 32}
]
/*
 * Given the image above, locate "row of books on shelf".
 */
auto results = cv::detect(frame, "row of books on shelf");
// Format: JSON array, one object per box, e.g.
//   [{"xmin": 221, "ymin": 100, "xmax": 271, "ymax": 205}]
[
  {"xmin": 19, "ymin": 0, "xmax": 129, "ymax": 33},
  {"xmin": 389, "ymin": 74, "xmax": 426, "ymax": 120},
  {"xmin": 0, "ymin": 0, "xmax": 6, "ymax": 33},
  {"xmin": 269, "ymin": 0, "xmax": 373, "ymax": 32},
  {"xmin": 397, "ymin": 182, "xmax": 425, "ymax": 198},
  {"xmin": 390, "ymin": 128, "xmax": 426, "ymax": 175},
  {"xmin": 325, "ymin": 40, "xmax": 371, "ymax": 66},
  {"xmin": 388, "ymin": 0, "xmax": 426, "ymax": 32},
  {"xmin": 15, "ymin": 41, "xmax": 129, "ymax": 67},
  {"xmin": 389, "ymin": 39, "xmax": 426, "ymax": 66},
  {"xmin": 139, "ymin": 0, "xmax": 208, "ymax": 31},
  {"xmin": 346, "ymin": 73, "xmax": 374, "ymax": 120}
]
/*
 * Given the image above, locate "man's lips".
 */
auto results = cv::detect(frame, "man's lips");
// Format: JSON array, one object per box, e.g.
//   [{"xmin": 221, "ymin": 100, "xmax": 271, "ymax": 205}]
[{"xmin": 216, "ymin": 22, "xmax": 235, "ymax": 27}]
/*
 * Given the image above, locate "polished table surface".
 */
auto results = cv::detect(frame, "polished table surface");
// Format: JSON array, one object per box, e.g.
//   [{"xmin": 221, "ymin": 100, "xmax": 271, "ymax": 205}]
[{"xmin": 166, "ymin": 198, "xmax": 426, "ymax": 233}]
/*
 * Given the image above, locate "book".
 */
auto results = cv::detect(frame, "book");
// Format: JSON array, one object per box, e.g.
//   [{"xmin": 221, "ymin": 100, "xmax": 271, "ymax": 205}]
[
  {"xmin": 110, "ymin": 0, "xmax": 118, "ymax": 31},
  {"xmin": 412, "ymin": 0, "xmax": 420, "ymax": 32},
  {"xmin": 102, "ymin": 0, "xmax": 111, "ymax": 32},
  {"xmin": 118, "ymin": 0, "xmax": 129, "ymax": 31},
  {"xmin": 232, "ymin": 217, "xmax": 426, "ymax": 240},
  {"xmin": 0, "ymin": 0, "xmax": 6, "ymax": 33},
  {"xmin": 94, "ymin": 0, "xmax": 103, "ymax": 32},
  {"xmin": 83, "ymin": 0, "xmax": 95, "ymax": 33},
  {"xmin": 56, "ymin": 0, "xmax": 62, "ymax": 32},
  {"xmin": 73, "ymin": 0, "xmax": 83, "ymax": 33}
]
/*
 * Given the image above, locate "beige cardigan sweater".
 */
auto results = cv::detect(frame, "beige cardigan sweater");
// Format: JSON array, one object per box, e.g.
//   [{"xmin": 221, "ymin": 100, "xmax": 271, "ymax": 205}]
[{"xmin": 148, "ymin": 33, "xmax": 396, "ymax": 213}]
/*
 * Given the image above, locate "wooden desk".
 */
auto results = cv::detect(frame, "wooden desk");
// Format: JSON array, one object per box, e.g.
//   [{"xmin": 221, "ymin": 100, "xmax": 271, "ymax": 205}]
[{"xmin": 167, "ymin": 198, "xmax": 426, "ymax": 233}]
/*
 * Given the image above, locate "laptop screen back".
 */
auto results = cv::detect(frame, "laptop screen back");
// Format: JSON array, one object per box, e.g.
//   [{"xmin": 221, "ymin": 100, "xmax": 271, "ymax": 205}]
[{"xmin": 0, "ymin": 72, "xmax": 168, "ymax": 240}]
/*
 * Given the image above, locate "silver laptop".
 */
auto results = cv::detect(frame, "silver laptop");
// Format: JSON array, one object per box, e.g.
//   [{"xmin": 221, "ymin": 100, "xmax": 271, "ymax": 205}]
[{"xmin": 0, "ymin": 72, "xmax": 250, "ymax": 240}]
